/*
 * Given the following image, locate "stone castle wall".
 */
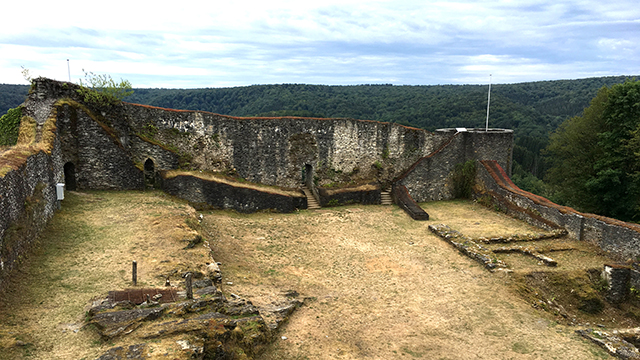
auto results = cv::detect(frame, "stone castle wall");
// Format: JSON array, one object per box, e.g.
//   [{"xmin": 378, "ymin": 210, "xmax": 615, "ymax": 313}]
[
  {"xmin": 398, "ymin": 128, "xmax": 513, "ymax": 202},
  {"xmin": 121, "ymin": 103, "xmax": 451, "ymax": 189},
  {"xmin": 477, "ymin": 160, "xmax": 640, "ymax": 262},
  {"xmin": 0, "ymin": 80, "xmax": 66, "ymax": 289}
]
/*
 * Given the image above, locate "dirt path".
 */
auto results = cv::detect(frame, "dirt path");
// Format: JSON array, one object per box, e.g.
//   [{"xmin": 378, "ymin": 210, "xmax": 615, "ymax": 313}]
[{"xmin": 205, "ymin": 201, "xmax": 612, "ymax": 360}]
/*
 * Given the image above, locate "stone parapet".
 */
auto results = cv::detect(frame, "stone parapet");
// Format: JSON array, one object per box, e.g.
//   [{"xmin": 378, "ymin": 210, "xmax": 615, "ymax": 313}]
[{"xmin": 477, "ymin": 159, "xmax": 640, "ymax": 261}]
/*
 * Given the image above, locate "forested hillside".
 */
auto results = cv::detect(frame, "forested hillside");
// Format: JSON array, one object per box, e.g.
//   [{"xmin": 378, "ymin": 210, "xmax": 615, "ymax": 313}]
[
  {"xmin": 2, "ymin": 77, "xmax": 633, "ymax": 135},
  {"xmin": 0, "ymin": 84, "xmax": 29, "ymax": 116},
  {"xmin": 1, "ymin": 76, "xmax": 636, "ymax": 192}
]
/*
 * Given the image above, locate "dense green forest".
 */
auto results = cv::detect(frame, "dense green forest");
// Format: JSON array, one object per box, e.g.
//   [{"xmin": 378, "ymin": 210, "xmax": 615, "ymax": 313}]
[
  {"xmin": 0, "ymin": 84, "xmax": 29, "ymax": 117},
  {"xmin": 1, "ymin": 75, "xmax": 636, "ymax": 205},
  {"xmin": 544, "ymin": 80, "xmax": 640, "ymax": 221}
]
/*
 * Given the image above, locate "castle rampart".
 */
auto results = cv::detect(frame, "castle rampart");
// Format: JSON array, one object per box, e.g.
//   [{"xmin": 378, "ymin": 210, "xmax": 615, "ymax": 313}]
[{"xmin": 0, "ymin": 78, "xmax": 516, "ymax": 290}]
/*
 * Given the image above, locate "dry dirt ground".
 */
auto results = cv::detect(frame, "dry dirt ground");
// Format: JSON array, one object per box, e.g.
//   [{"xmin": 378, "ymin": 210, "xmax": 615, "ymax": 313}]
[{"xmin": 0, "ymin": 190, "xmax": 616, "ymax": 359}]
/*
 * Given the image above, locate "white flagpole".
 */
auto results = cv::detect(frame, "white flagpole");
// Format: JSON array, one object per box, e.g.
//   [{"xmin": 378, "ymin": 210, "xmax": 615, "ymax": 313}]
[
  {"xmin": 67, "ymin": 59, "xmax": 71, "ymax": 82},
  {"xmin": 485, "ymin": 74, "xmax": 491, "ymax": 131}
]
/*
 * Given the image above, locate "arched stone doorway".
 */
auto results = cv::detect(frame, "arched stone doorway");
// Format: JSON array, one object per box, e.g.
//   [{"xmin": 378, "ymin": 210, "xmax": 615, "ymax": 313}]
[
  {"xmin": 64, "ymin": 162, "xmax": 76, "ymax": 191},
  {"xmin": 144, "ymin": 158, "xmax": 155, "ymax": 189},
  {"xmin": 302, "ymin": 164, "xmax": 314, "ymax": 189}
]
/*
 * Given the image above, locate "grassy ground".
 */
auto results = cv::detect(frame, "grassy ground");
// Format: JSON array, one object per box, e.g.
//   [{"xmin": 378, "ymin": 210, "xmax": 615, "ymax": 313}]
[
  {"xmin": 205, "ymin": 200, "xmax": 614, "ymax": 360},
  {"xmin": 0, "ymin": 190, "xmax": 210, "ymax": 360},
  {"xmin": 0, "ymin": 192, "xmax": 616, "ymax": 359}
]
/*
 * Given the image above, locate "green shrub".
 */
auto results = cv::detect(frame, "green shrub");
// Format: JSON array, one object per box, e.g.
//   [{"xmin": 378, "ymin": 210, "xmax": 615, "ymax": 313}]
[
  {"xmin": 452, "ymin": 159, "xmax": 476, "ymax": 199},
  {"xmin": 0, "ymin": 107, "xmax": 23, "ymax": 146},
  {"xmin": 382, "ymin": 145, "xmax": 390, "ymax": 159},
  {"xmin": 76, "ymin": 70, "xmax": 133, "ymax": 107}
]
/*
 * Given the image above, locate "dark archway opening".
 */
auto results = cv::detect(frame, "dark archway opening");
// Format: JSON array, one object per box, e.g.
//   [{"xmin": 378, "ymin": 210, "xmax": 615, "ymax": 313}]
[
  {"xmin": 144, "ymin": 158, "xmax": 155, "ymax": 189},
  {"xmin": 64, "ymin": 162, "xmax": 77, "ymax": 191},
  {"xmin": 302, "ymin": 164, "xmax": 314, "ymax": 189}
]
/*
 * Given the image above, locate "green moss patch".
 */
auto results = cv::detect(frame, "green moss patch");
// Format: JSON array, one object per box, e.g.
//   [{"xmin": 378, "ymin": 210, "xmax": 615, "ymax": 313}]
[{"xmin": 0, "ymin": 107, "xmax": 22, "ymax": 146}]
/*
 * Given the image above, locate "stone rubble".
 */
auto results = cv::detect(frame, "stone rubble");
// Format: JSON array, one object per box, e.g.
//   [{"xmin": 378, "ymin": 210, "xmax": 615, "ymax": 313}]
[{"xmin": 90, "ymin": 285, "xmax": 302, "ymax": 360}]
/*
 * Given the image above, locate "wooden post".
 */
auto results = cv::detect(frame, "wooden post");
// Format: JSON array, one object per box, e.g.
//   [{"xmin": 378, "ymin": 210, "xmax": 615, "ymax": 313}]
[
  {"xmin": 186, "ymin": 272, "xmax": 193, "ymax": 300},
  {"xmin": 132, "ymin": 261, "xmax": 137, "ymax": 286}
]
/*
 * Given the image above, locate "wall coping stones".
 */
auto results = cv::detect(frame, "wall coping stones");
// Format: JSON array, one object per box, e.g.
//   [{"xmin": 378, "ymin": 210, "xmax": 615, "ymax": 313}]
[
  {"xmin": 480, "ymin": 160, "xmax": 640, "ymax": 234},
  {"xmin": 162, "ymin": 170, "xmax": 304, "ymax": 198},
  {"xmin": 435, "ymin": 127, "xmax": 514, "ymax": 134},
  {"xmin": 127, "ymin": 103, "xmax": 428, "ymax": 132},
  {"xmin": 428, "ymin": 224, "xmax": 508, "ymax": 271}
]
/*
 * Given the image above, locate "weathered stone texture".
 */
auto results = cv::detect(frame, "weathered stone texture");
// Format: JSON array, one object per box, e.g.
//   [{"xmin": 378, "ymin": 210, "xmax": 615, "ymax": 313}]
[
  {"xmin": 123, "ymin": 104, "xmax": 437, "ymax": 188},
  {"xmin": 603, "ymin": 264, "xmax": 631, "ymax": 304},
  {"xmin": 317, "ymin": 184, "xmax": 381, "ymax": 207},
  {"xmin": 0, "ymin": 149, "xmax": 60, "ymax": 291},
  {"xmin": 75, "ymin": 111, "xmax": 143, "ymax": 190},
  {"xmin": 398, "ymin": 129, "xmax": 514, "ymax": 203},
  {"xmin": 161, "ymin": 172, "xmax": 306, "ymax": 213},
  {"xmin": 476, "ymin": 160, "xmax": 640, "ymax": 262}
]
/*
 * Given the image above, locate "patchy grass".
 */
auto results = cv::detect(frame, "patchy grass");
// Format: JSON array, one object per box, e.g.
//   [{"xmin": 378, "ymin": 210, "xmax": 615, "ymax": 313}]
[
  {"xmin": 0, "ymin": 190, "xmax": 210, "ymax": 359},
  {"xmin": 0, "ymin": 195, "xmax": 619, "ymax": 359},
  {"xmin": 204, "ymin": 201, "xmax": 615, "ymax": 360}
]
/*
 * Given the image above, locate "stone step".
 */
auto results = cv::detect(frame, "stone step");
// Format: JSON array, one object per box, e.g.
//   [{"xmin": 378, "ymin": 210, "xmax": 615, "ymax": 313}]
[
  {"xmin": 302, "ymin": 186, "xmax": 321, "ymax": 210},
  {"xmin": 381, "ymin": 191, "xmax": 392, "ymax": 205}
]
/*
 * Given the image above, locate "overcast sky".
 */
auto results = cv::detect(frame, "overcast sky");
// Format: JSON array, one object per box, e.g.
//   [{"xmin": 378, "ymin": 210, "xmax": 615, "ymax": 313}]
[{"xmin": 1, "ymin": 0, "xmax": 638, "ymax": 88}]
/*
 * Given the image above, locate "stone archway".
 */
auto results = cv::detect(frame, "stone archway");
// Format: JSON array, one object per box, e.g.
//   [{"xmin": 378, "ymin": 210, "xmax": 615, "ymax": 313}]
[
  {"xmin": 64, "ymin": 162, "xmax": 76, "ymax": 191},
  {"xmin": 144, "ymin": 158, "xmax": 155, "ymax": 189},
  {"xmin": 303, "ymin": 164, "xmax": 314, "ymax": 189}
]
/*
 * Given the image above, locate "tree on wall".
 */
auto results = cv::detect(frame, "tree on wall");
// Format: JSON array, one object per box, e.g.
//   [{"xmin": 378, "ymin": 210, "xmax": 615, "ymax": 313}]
[
  {"xmin": 76, "ymin": 70, "xmax": 133, "ymax": 106},
  {"xmin": 544, "ymin": 80, "xmax": 640, "ymax": 221}
]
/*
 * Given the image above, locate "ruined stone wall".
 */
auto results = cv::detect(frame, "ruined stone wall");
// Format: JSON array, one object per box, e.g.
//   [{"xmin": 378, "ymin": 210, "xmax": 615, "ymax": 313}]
[
  {"xmin": 0, "ymin": 81, "xmax": 65, "ymax": 289},
  {"xmin": 121, "ymin": 103, "xmax": 446, "ymax": 189},
  {"xmin": 0, "ymin": 78, "xmax": 519, "ymax": 289},
  {"xmin": 398, "ymin": 129, "xmax": 514, "ymax": 202},
  {"xmin": 477, "ymin": 160, "xmax": 640, "ymax": 262},
  {"xmin": 56, "ymin": 103, "xmax": 145, "ymax": 190},
  {"xmin": 0, "ymin": 151, "xmax": 61, "ymax": 290}
]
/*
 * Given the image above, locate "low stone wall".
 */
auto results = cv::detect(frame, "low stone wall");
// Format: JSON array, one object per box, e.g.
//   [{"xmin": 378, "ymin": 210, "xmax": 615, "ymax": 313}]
[
  {"xmin": 317, "ymin": 184, "xmax": 380, "ymax": 207},
  {"xmin": 391, "ymin": 184, "xmax": 429, "ymax": 220},
  {"xmin": 160, "ymin": 172, "xmax": 306, "ymax": 213},
  {"xmin": 477, "ymin": 160, "xmax": 640, "ymax": 261}
]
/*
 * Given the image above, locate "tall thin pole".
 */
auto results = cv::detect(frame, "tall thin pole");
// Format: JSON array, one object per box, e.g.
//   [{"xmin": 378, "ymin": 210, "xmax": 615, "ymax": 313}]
[
  {"xmin": 485, "ymin": 74, "xmax": 492, "ymax": 131},
  {"xmin": 67, "ymin": 59, "xmax": 71, "ymax": 82}
]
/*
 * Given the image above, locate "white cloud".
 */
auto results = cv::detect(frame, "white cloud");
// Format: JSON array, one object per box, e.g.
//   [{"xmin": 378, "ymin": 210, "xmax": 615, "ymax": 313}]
[{"xmin": 1, "ymin": 0, "xmax": 639, "ymax": 87}]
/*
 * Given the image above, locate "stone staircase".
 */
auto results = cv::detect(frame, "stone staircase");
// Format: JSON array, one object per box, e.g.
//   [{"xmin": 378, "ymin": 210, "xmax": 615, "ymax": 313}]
[
  {"xmin": 302, "ymin": 186, "xmax": 321, "ymax": 210},
  {"xmin": 381, "ymin": 188, "xmax": 393, "ymax": 205}
]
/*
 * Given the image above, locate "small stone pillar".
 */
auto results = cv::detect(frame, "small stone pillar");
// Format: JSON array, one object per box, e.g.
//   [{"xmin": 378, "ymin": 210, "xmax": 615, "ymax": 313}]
[
  {"xmin": 602, "ymin": 263, "xmax": 630, "ymax": 304},
  {"xmin": 185, "ymin": 273, "xmax": 193, "ymax": 300},
  {"xmin": 132, "ymin": 261, "xmax": 137, "ymax": 286}
]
